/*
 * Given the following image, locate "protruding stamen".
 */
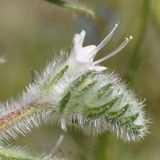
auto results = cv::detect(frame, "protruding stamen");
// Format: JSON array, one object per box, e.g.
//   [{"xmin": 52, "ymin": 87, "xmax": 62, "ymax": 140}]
[
  {"xmin": 91, "ymin": 22, "xmax": 119, "ymax": 58},
  {"xmin": 94, "ymin": 36, "xmax": 133, "ymax": 65}
]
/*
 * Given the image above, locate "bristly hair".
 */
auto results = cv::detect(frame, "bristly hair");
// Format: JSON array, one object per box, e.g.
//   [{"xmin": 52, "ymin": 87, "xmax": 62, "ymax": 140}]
[
  {"xmin": 0, "ymin": 145, "xmax": 66, "ymax": 160},
  {"xmin": 0, "ymin": 23, "xmax": 148, "ymax": 145}
]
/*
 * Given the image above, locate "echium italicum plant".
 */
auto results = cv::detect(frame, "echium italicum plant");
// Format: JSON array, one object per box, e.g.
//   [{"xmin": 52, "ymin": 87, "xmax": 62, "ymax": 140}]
[{"xmin": 0, "ymin": 2, "xmax": 148, "ymax": 159}]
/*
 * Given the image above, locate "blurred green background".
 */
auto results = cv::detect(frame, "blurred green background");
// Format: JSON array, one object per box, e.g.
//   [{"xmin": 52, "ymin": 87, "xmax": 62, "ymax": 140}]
[{"xmin": 0, "ymin": 0, "xmax": 159, "ymax": 159}]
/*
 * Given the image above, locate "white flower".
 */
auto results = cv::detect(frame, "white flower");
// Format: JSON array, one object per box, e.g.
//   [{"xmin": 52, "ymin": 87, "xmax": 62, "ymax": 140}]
[{"xmin": 68, "ymin": 23, "xmax": 132, "ymax": 72}]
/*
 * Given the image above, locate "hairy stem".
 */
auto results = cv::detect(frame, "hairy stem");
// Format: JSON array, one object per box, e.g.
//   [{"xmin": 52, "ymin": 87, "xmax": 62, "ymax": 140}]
[
  {"xmin": 0, "ymin": 102, "xmax": 50, "ymax": 142},
  {"xmin": 0, "ymin": 148, "xmax": 43, "ymax": 160}
]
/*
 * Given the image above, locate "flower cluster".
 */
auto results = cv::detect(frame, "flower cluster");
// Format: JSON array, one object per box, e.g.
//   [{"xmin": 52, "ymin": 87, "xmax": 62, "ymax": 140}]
[{"xmin": 0, "ymin": 24, "xmax": 148, "ymax": 150}]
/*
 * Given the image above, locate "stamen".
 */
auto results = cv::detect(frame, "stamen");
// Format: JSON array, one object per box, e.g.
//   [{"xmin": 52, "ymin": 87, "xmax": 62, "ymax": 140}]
[
  {"xmin": 94, "ymin": 36, "xmax": 133, "ymax": 65},
  {"xmin": 91, "ymin": 22, "xmax": 119, "ymax": 58}
]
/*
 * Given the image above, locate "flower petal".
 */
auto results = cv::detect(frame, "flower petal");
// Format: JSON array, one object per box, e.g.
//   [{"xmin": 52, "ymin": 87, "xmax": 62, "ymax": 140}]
[{"xmin": 68, "ymin": 30, "xmax": 97, "ymax": 69}]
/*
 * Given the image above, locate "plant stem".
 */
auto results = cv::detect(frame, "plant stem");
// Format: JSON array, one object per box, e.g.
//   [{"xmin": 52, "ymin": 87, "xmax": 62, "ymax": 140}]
[
  {"xmin": 126, "ymin": 0, "xmax": 150, "ymax": 85},
  {"xmin": 0, "ymin": 101, "xmax": 50, "ymax": 142}
]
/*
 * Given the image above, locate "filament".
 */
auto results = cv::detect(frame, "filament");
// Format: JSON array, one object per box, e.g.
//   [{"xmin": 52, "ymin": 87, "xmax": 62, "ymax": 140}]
[
  {"xmin": 90, "ymin": 22, "xmax": 119, "ymax": 58},
  {"xmin": 94, "ymin": 36, "xmax": 133, "ymax": 65}
]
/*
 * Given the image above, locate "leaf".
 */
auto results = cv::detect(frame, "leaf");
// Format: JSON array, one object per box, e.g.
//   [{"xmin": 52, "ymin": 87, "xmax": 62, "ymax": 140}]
[{"xmin": 45, "ymin": 0, "xmax": 95, "ymax": 17}]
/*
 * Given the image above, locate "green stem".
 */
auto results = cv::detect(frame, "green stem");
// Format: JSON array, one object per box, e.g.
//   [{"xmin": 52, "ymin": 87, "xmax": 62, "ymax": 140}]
[
  {"xmin": 92, "ymin": 134, "xmax": 108, "ymax": 160},
  {"xmin": 126, "ymin": 0, "xmax": 150, "ymax": 85},
  {"xmin": 0, "ymin": 149, "xmax": 43, "ymax": 160}
]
